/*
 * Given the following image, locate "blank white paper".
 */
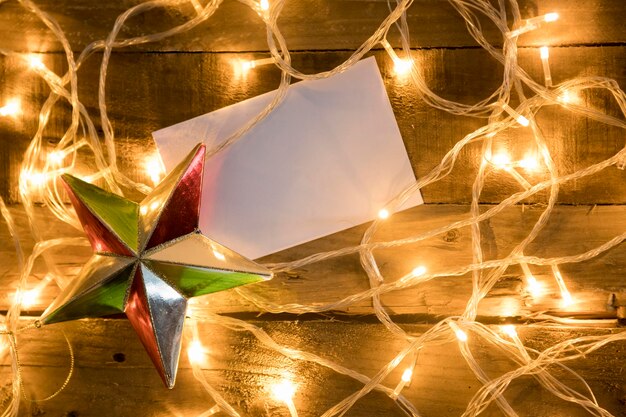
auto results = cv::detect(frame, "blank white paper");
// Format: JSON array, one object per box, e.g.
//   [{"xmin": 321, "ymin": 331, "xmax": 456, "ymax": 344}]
[{"xmin": 153, "ymin": 57, "xmax": 422, "ymax": 259}]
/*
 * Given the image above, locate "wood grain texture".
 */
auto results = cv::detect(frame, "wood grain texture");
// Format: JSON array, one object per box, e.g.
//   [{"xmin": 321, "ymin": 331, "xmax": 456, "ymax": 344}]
[
  {"xmin": 1, "ymin": 47, "xmax": 625, "ymax": 203},
  {"xmin": 3, "ymin": 319, "xmax": 625, "ymax": 417},
  {"xmin": 2, "ymin": 204, "xmax": 625, "ymax": 319},
  {"xmin": 1, "ymin": 3, "xmax": 626, "ymax": 414},
  {"xmin": 0, "ymin": 0, "xmax": 624, "ymax": 52}
]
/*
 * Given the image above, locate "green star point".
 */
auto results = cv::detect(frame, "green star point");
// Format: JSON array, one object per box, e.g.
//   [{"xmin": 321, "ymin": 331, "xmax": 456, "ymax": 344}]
[
  {"xmin": 142, "ymin": 259, "xmax": 269, "ymax": 298},
  {"xmin": 62, "ymin": 174, "xmax": 139, "ymax": 253}
]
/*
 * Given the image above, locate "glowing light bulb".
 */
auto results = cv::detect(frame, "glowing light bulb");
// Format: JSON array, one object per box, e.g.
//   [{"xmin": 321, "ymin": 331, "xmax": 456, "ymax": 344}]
[
  {"xmin": 501, "ymin": 325, "xmax": 517, "ymax": 338},
  {"xmin": 187, "ymin": 340, "xmax": 207, "ymax": 365},
  {"xmin": 491, "ymin": 152, "xmax": 511, "ymax": 169},
  {"xmin": 140, "ymin": 205, "xmax": 148, "ymax": 215},
  {"xmin": 455, "ymin": 329, "xmax": 468, "ymax": 342},
  {"xmin": 213, "ymin": 250, "xmax": 226, "ymax": 261},
  {"xmin": 401, "ymin": 368, "xmax": 412, "ymax": 382},
  {"xmin": 452, "ymin": 327, "xmax": 467, "ymax": 342},
  {"xmin": 551, "ymin": 265, "xmax": 574, "ymax": 309},
  {"xmin": 500, "ymin": 102, "xmax": 529, "ymax": 127},
  {"xmin": 260, "ymin": 0, "xmax": 269, "ymax": 10},
  {"xmin": 506, "ymin": 12, "xmax": 558, "ymax": 38},
  {"xmin": 22, "ymin": 170, "xmax": 46, "ymax": 188},
  {"xmin": 544, "ymin": 12, "xmax": 559, "ymax": 22},
  {"xmin": 526, "ymin": 276, "xmax": 543, "ymax": 298},
  {"xmin": 378, "ymin": 208, "xmax": 390, "ymax": 219},
  {"xmin": 271, "ymin": 379, "xmax": 296, "ymax": 403},
  {"xmin": 144, "ymin": 155, "xmax": 165, "ymax": 186},
  {"xmin": 412, "ymin": 266, "xmax": 427, "ymax": 277},
  {"xmin": 539, "ymin": 47, "xmax": 552, "ymax": 87},
  {"xmin": 27, "ymin": 54, "xmax": 45, "ymax": 70},
  {"xmin": 236, "ymin": 57, "xmax": 274, "ymax": 76},
  {"xmin": 558, "ymin": 90, "xmax": 581, "ymax": 105},
  {"xmin": 0, "ymin": 98, "xmax": 21, "ymax": 118},
  {"xmin": 516, "ymin": 115, "xmax": 530, "ymax": 127},
  {"xmin": 16, "ymin": 289, "xmax": 40, "ymax": 308},
  {"xmin": 391, "ymin": 367, "xmax": 414, "ymax": 398},
  {"xmin": 48, "ymin": 151, "xmax": 65, "ymax": 165},
  {"xmin": 449, "ymin": 322, "xmax": 468, "ymax": 342},
  {"xmin": 150, "ymin": 201, "xmax": 160, "ymax": 211},
  {"xmin": 519, "ymin": 154, "xmax": 540, "ymax": 172},
  {"xmin": 380, "ymin": 39, "xmax": 412, "ymax": 77},
  {"xmin": 392, "ymin": 58, "xmax": 413, "ymax": 76},
  {"xmin": 560, "ymin": 290, "xmax": 574, "ymax": 308}
]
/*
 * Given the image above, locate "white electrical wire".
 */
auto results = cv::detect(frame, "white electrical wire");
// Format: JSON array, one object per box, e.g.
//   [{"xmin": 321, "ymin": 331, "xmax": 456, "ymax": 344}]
[{"xmin": 1, "ymin": 0, "xmax": 626, "ymax": 416}]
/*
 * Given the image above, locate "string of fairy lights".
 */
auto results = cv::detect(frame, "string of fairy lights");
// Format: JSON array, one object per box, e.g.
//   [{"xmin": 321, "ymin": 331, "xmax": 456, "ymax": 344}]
[{"xmin": 1, "ymin": 0, "xmax": 626, "ymax": 415}]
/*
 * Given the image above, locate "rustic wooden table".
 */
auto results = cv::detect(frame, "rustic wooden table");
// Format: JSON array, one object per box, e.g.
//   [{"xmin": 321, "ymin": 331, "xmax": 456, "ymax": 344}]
[{"xmin": 1, "ymin": 0, "xmax": 626, "ymax": 416}]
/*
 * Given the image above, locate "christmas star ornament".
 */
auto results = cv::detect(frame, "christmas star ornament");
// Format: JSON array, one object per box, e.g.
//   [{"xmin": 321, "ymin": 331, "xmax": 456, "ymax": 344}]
[{"xmin": 41, "ymin": 143, "xmax": 272, "ymax": 388}]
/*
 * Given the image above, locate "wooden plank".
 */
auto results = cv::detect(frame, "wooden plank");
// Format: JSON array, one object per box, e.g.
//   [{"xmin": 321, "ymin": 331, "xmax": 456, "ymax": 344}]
[
  {"xmin": 0, "ymin": 0, "xmax": 624, "ymax": 52},
  {"xmin": 1, "ymin": 46, "xmax": 626, "ymax": 203},
  {"xmin": 2, "ymin": 204, "xmax": 626, "ymax": 319},
  {"xmin": 4, "ymin": 318, "xmax": 625, "ymax": 416}
]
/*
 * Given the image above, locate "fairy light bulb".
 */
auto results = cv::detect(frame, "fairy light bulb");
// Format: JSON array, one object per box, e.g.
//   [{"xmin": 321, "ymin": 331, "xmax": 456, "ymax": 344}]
[
  {"xmin": 412, "ymin": 265, "xmax": 427, "ymax": 277},
  {"xmin": 499, "ymin": 102, "xmax": 529, "ymax": 127},
  {"xmin": 525, "ymin": 275, "xmax": 543, "ymax": 298},
  {"xmin": 22, "ymin": 289, "xmax": 39, "ymax": 308},
  {"xmin": 241, "ymin": 61, "xmax": 254, "ymax": 72},
  {"xmin": 236, "ymin": 57, "xmax": 275, "ymax": 75},
  {"xmin": 520, "ymin": 262, "xmax": 543, "ymax": 298},
  {"xmin": 15, "ymin": 288, "xmax": 40, "ymax": 308},
  {"xmin": 401, "ymin": 368, "xmax": 412, "ymax": 382},
  {"xmin": 0, "ymin": 98, "xmax": 21, "ymax": 118},
  {"xmin": 144, "ymin": 155, "xmax": 165, "ymax": 186},
  {"xmin": 448, "ymin": 322, "xmax": 468, "ymax": 342},
  {"xmin": 551, "ymin": 265, "xmax": 574, "ymax": 308},
  {"xmin": 490, "ymin": 150, "xmax": 532, "ymax": 189},
  {"xmin": 187, "ymin": 340, "xmax": 208, "ymax": 365},
  {"xmin": 48, "ymin": 150, "xmax": 65, "ymax": 165},
  {"xmin": 271, "ymin": 379, "xmax": 296, "ymax": 403},
  {"xmin": 380, "ymin": 39, "xmax": 413, "ymax": 76},
  {"xmin": 259, "ymin": 0, "xmax": 269, "ymax": 11},
  {"xmin": 270, "ymin": 379, "xmax": 299, "ymax": 417},
  {"xmin": 507, "ymin": 12, "xmax": 559, "ymax": 37},
  {"xmin": 543, "ymin": 12, "xmax": 559, "ymax": 22},
  {"xmin": 501, "ymin": 325, "xmax": 517, "ymax": 339},
  {"xmin": 455, "ymin": 328, "xmax": 468, "ymax": 342},
  {"xmin": 26, "ymin": 53, "xmax": 45, "ymax": 70},
  {"xmin": 519, "ymin": 153, "xmax": 540, "ymax": 172},
  {"xmin": 558, "ymin": 89, "xmax": 581, "ymax": 105},
  {"xmin": 560, "ymin": 290, "xmax": 573, "ymax": 308},
  {"xmin": 22, "ymin": 170, "xmax": 46, "ymax": 188},
  {"xmin": 393, "ymin": 58, "xmax": 413, "ymax": 76},
  {"xmin": 391, "ymin": 367, "xmax": 414, "ymax": 399},
  {"xmin": 491, "ymin": 152, "xmax": 511, "ymax": 169},
  {"xmin": 213, "ymin": 250, "xmax": 226, "ymax": 261},
  {"xmin": 539, "ymin": 47, "xmax": 553, "ymax": 87},
  {"xmin": 378, "ymin": 208, "xmax": 390, "ymax": 219}
]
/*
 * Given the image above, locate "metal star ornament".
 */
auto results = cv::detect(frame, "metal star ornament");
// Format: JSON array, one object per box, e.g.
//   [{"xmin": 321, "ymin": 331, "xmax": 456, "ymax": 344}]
[{"xmin": 41, "ymin": 143, "xmax": 272, "ymax": 388}]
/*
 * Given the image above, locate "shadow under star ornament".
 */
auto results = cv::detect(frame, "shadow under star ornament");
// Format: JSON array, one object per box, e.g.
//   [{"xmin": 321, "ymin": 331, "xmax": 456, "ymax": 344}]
[{"xmin": 41, "ymin": 143, "xmax": 272, "ymax": 388}]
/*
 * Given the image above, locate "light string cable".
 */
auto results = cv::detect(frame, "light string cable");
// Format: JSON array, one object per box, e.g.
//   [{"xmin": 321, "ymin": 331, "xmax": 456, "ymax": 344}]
[{"xmin": 1, "ymin": 0, "xmax": 626, "ymax": 416}]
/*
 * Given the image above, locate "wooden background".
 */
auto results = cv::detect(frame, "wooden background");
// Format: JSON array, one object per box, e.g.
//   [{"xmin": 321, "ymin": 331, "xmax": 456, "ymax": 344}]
[{"xmin": 1, "ymin": 0, "xmax": 626, "ymax": 416}]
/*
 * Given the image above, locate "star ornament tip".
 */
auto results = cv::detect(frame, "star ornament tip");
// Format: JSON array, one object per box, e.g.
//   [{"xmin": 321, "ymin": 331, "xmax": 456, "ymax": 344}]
[{"xmin": 41, "ymin": 143, "xmax": 272, "ymax": 388}]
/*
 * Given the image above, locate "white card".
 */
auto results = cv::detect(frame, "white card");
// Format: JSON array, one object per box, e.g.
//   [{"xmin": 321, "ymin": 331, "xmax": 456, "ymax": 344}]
[{"xmin": 153, "ymin": 57, "xmax": 422, "ymax": 259}]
